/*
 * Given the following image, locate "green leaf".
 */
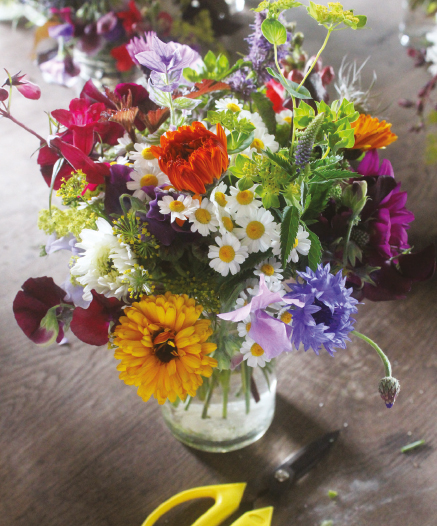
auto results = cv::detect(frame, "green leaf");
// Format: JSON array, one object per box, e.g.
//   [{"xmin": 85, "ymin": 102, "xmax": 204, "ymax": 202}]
[
  {"xmin": 204, "ymin": 50, "xmax": 217, "ymax": 71},
  {"xmin": 261, "ymin": 18, "xmax": 287, "ymax": 46},
  {"xmin": 263, "ymin": 149, "xmax": 295, "ymax": 177},
  {"xmin": 238, "ymin": 176, "xmax": 254, "ymax": 191},
  {"xmin": 280, "ymin": 206, "xmax": 300, "ymax": 267},
  {"xmin": 293, "ymin": 100, "xmax": 316, "ymax": 128},
  {"xmin": 275, "ymin": 123, "xmax": 291, "ymax": 147},
  {"xmin": 173, "ymin": 97, "xmax": 202, "ymax": 110},
  {"xmin": 217, "ymin": 53, "xmax": 229, "ymax": 72},
  {"xmin": 251, "ymin": 91, "xmax": 276, "ymax": 135},
  {"xmin": 302, "ymin": 181, "xmax": 332, "ymax": 220},
  {"xmin": 266, "ymin": 67, "xmax": 312, "ymax": 99},
  {"xmin": 49, "ymin": 157, "xmax": 64, "ymax": 215},
  {"xmin": 227, "ymin": 131, "xmax": 255, "ymax": 154},
  {"xmin": 312, "ymin": 168, "xmax": 353, "ymax": 182},
  {"xmin": 306, "ymin": 229, "xmax": 322, "ymax": 271}
]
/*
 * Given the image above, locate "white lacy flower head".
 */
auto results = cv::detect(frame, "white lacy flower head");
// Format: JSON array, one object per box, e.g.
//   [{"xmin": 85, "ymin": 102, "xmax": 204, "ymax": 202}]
[
  {"xmin": 215, "ymin": 97, "xmax": 243, "ymax": 113},
  {"xmin": 272, "ymin": 225, "xmax": 311, "ymax": 263},
  {"xmin": 158, "ymin": 194, "xmax": 199, "ymax": 222},
  {"xmin": 71, "ymin": 217, "xmax": 137, "ymax": 301},
  {"xmin": 208, "ymin": 232, "xmax": 249, "ymax": 276},
  {"xmin": 276, "ymin": 109, "xmax": 293, "ymax": 126},
  {"xmin": 187, "ymin": 198, "xmax": 219, "ymax": 236},
  {"xmin": 240, "ymin": 337, "xmax": 271, "ymax": 368},
  {"xmin": 126, "ymin": 164, "xmax": 170, "ymax": 200},
  {"xmin": 129, "ymin": 142, "xmax": 158, "ymax": 170},
  {"xmin": 234, "ymin": 208, "xmax": 280, "ymax": 253},
  {"xmin": 226, "ymin": 184, "xmax": 262, "ymax": 218},
  {"xmin": 254, "ymin": 257, "xmax": 283, "ymax": 284}
]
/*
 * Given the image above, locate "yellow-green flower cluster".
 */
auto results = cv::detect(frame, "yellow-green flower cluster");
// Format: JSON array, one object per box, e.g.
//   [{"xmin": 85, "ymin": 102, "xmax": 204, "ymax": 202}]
[
  {"xmin": 307, "ymin": 1, "xmax": 366, "ymax": 30},
  {"xmin": 112, "ymin": 211, "xmax": 159, "ymax": 261},
  {"xmin": 254, "ymin": 0, "xmax": 302, "ymax": 17},
  {"xmin": 161, "ymin": 272, "xmax": 221, "ymax": 314},
  {"xmin": 38, "ymin": 206, "xmax": 98, "ymax": 240},
  {"xmin": 56, "ymin": 170, "xmax": 105, "ymax": 207}
]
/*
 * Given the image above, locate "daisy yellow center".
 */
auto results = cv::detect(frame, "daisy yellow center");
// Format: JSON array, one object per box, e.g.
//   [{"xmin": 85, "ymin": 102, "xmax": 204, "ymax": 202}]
[
  {"xmin": 140, "ymin": 174, "xmax": 159, "ymax": 187},
  {"xmin": 281, "ymin": 312, "xmax": 292, "ymax": 324},
  {"xmin": 250, "ymin": 343, "xmax": 265, "ymax": 357},
  {"xmin": 195, "ymin": 208, "xmax": 211, "ymax": 224},
  {"xmin": 293, "ymin": 237, "xmax": 299, "ymax": 248},
  {"xmin": 284, "ymin": 116, "xmax": 292, "ymax": 124},
  {"xmin": 226, "ymin": 102, "xmax": 241, "ymax": 113},
  {"xmin": 141, "ymin": 147, "xmax": 155, "ymax": 160},
  {"xmin": 219, "ymin": 245, "xmax": 235, "ymax": 263},
  {"xmin": 261, "ymin": 263, "xmax": 275, "ymax": 276},
  {"xmin": 169, "ymin": 201, "xmax": 186, "ymax": 213},
  {"xmin": 251, "ymin": 138, "xmax": 265, "ymax": 153},
  {"xmin": 222, "ymin": 216, "xmax": 234, "ymax": 232},
  {"xmin": 215, "ymin": 191, "xmax": 228, "ymax": 207},
  {"xmin": 246, "ymin": 221, "xmax": 265, "ymax": 240},
  {"xmin": 236, "ymin": 190, "xmax": 254, "ymax": 205},
  {"xmin": 246, "ymin": 322, "xmax": 252, "ymax": 332}
]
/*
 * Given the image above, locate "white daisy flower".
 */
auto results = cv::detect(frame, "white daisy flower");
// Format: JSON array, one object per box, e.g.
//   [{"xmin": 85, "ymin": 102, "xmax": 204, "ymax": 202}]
[
  {"xmin": 126, "ymin": 165, "xmax": 170, "ymax": 200},
  {"xmin": 245, "ymin": 128, "xmax": 279, "ymax": 155},
  {"xmin": 129, "ymin": 142, "xmax": 157, "ymax": 170},
  {"xmin": 215, "ymin": 97, "xmax": 243, "ymax": 113},
  {"xmin": 208, "ymin": 233, "xmax": 249, "ymax": 276},
  {"xmin": 217, "ymin": 210, "xmax": 235, "ymax": 236},
  {"xmin": 210, "ymin": 181, "xmax": 229, "ymax": 212},
  {"xmin": 158, "ymin": 194, "xmax": 199, "ymax": 223},
  {"xmin": 187, "ymin": 198, "xmax": 219, "ymax": 236},
  {"xmin": 273, "ymin": 225, "xmax": 311, "ymax": 263},
  {"xmin": 113, "ymin": 133, "xmax": 133, "ymax": 156},
  {"xmin": 240, "ymin": 337, "xmax": 271, "ymax": 368},
  {"xmin": 239, "ymin": 110, "xmax": 267, "ymax": 132},
  {"xmin": 71, "ymin": 217, "xmax": 137, "ymax": 301},
  {"xmin": 234, "ymin": 208, "xmax": 280, "ymax": 253},
  {"xmin": 276, "ymin": 109, "xmax": 293, "ymax": 126},
  {"xmin": 237, "ymin": 316, "xmax": 252, "ymax": 337},
  {"xmin": 226, "ymin": 184, "xmax": 262, "ymax": 218},
  {"xmin": 254, "ymin": 257, "xmax": 283, "ymax": 283},
  {"xmin": 277, "ymin": 307, "xmax": 293, "ymax": 325}
]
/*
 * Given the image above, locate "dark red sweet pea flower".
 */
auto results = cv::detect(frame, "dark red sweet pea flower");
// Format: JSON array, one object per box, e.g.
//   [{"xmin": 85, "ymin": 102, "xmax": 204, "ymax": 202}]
[
  {"xmin": 37, "ymin": 141, "xmax": 76, "ymax": 189},
  {"xmin": 116, "ymin": 0, "xmax": 142, "ymax": 35},
  {"xmin": 110, "ymin": 44, "xmax": 136, "ymax": 72},
  {"xmin": 13, "ymin": 277, "xmax": 72, "ymax": 345},
  {"xmin": 266, "ymin": 80, "xmax": 285, "ymax": 113},
  {"xmin": 70, "ymin": 291, "xmax": 125, "ymax": 346}
]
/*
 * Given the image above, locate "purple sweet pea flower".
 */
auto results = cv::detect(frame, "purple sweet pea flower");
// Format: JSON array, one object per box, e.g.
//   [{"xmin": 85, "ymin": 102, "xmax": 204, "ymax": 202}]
[
  {"xmin": 136, "ymin": 35, "xmax": 199, "ymax": 75},
  {"xmin": 45, "ymin": 233, "xmax": 83, "ymax": 256},
  {"xmin": 48, "ymin": 23, "xmax": 74, "ymax": 40},
  {"xmin": 126, "ymin": 31, "xmax": 156, "ymax": 65},
  {"xmin": 39, "ymin": 55, "xmax": 80, "ymax": 87},
  {"xmin": 218, "ymin": 275, "xmax": 304, "ymax": 358}
]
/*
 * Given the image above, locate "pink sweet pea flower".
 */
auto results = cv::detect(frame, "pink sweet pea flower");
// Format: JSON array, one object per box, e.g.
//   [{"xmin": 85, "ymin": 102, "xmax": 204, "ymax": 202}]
[
  {"xmin": 218, "ymin": 275, "xmax": 304, "ymax": 358},
  {"xmin": 2, "ymin": 71, "xmax": 41, "ymax": 100}
]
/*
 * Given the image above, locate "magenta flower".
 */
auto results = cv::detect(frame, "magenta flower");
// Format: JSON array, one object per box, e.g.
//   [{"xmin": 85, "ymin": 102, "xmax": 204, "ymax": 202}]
[
  {"xmin": 218, "ymin": 275, "xmax": 303, "ymax": 358},
  {"xmin": 70, "ymin": 291, "xmax": 125, "ymax": 346},
  {"xmin": 3, "ymin": 71, "xmax": 41, "ymax": 100},
  {"xmin": 13, "ymin": 277, "xmax": 72, "ymax": 345}
]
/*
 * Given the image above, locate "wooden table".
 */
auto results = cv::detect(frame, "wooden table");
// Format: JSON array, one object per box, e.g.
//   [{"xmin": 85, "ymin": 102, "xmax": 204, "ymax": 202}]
[{"xmin": 1, "ymin": 1, "xmax": 437, "ymax": 525}]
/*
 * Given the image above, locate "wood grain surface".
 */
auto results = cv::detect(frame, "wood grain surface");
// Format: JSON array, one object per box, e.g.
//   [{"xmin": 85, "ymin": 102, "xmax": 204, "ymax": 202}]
[{"xmin": 1, "ymin": 1, "xmax": 437, "ymax": 525}]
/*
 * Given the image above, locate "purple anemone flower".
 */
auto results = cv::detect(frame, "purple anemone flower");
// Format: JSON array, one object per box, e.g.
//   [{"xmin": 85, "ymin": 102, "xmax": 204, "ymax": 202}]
[{"xmin": 284, "ymin": 264, "xmax": 359, "ymax": 356}]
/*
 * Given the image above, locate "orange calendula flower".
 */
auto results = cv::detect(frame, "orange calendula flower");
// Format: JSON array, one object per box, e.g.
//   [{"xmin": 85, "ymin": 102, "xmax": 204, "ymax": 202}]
[
  {"xmin": 150, "ymin": 122, "xmax": 228, "ymax": 194},
  {"xmin": 351, "ymin": 114, "xmax": 398, "ymax": 150},
  {"xmin": 112, "ymin": 292, "xmax": 218, "ymax": 404}
]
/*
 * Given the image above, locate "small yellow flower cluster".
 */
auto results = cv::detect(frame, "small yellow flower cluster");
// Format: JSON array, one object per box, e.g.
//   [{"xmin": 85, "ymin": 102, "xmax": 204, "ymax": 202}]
[
  {"xmin": 112, "ymin": 212, "xmax": 159, "ymax": 260},
  {"xmin": 38, "ymin": 206, "xmax": 97, "ymax": 240},
  {"xmin": 307, "ymin": 1, "xmax": 365, "ymax": 29},
  {"xmin": 162, "ymin": 272, "xmax": 222, "ymax": 314}
]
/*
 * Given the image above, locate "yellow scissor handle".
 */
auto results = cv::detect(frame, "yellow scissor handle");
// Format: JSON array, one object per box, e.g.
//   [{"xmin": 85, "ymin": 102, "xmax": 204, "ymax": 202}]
[
  {"xmin": 141, "ymin": 483, "xmax": 247, "ymax": 526},
  {"xmin": 232, "ymin": 507, "xmax": 274, "ymax": 525}
]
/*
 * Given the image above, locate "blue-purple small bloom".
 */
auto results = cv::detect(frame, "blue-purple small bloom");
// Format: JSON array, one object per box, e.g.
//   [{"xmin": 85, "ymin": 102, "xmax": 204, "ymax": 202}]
[{"xmin": 284, "ymin": 264, "xmax": 359, "ymax": 356}]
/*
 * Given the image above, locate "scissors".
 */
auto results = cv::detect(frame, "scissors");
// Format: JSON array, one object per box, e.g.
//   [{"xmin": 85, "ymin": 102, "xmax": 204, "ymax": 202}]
[{"xmin": 141, "ymin": 430, "xmax": 340, "ymax": 526}]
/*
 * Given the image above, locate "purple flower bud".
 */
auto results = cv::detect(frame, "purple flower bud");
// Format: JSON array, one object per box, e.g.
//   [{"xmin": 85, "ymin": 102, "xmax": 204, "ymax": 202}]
[
  {"xmin": 398, "ymin": 98, "xmax": 414, "ymax": 108},
  {"xmin": 378, "ymin": 376, "xmax": 401, "ymax": 408},
  {"xmin": 0, "ymin": 87, "xmax": 8, "ymax": 101},
  {"xmin": 2, "ymin": 71, "xmax": 41, "ymax": 100}
]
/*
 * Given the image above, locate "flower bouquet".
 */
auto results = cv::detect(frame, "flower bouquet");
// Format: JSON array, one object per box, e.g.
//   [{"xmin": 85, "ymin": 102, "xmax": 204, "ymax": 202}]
[
  {"xmin": 23, "ymin": 0, "xmax": 230, "ymax": 88},
  {"xmin": 4, "ymin": 1, "xmax": 436, "ymax": 452}
]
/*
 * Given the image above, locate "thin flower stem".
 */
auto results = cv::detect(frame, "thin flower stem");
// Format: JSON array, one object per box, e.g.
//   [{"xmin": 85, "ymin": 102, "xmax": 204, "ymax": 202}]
[
  {"xmin": 342, "ymin": 217, "xmax": 354, "ymax": 267},
  {"xmin": 352, "ymin": 330, "xmax": 392, "ymax": 377},
  {"xmin": 321, "ymin": 146, "xmax": 331, "ymax": 160},
  {"xmin": 241, "ymin": 361, "xmax": 251, "ymax": 414},
  {"xmin": 201, "ymin": 374, "xmax": 216, "ymax": 419},
  {"xmin": 297, "ymin": 28, "xmax": 333, "ymax": 91},
  {"xmin": 273, "ymin": 44, "xmax": 297, "ymax": 154},
  {"xmin": 0, "ymin": 109, "xmax": 46, "ymax": 143}
]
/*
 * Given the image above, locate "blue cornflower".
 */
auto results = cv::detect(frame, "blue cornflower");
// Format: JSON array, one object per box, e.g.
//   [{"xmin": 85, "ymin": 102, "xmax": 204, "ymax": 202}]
[{"xmin": 284, "ymin": 264, "xmax": 359, "ymax": 356}]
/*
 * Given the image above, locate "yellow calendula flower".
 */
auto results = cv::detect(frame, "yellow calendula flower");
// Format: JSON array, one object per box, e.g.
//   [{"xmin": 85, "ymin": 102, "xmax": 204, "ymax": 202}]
[
  {"xmin": 351, "ymin": 114, "xmax": 398, "ymax": 150},
  {"xmin": 113, "ymin": 292, "xmax": 218, "ymax": 405}
]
